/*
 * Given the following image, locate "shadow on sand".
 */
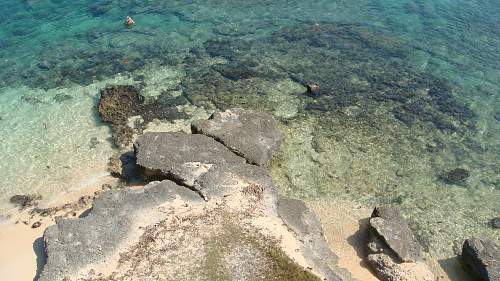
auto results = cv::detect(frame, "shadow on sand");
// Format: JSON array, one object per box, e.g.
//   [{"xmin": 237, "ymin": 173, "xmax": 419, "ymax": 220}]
[{"xmin": 32, "ymin": 236, "xmax": 46, "ymax": 281}]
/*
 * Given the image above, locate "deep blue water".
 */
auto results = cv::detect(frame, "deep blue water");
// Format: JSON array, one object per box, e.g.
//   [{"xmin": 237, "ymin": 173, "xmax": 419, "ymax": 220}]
[{"xmin": 0, "ymin": 0, "xmax": 498, "ymax": 257}]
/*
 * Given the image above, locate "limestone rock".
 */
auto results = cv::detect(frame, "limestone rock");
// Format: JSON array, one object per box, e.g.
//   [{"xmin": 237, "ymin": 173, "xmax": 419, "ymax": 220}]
[
  {"xmin": 365, "ymin": 206, "xmax": 433, "ymax": 281},
  {"xmin": 368, "ymin": 206, "xmax": 421, "ymax": 262},
  {"xmin": 192, "ymin": 108, "xmax": 281, "ymax": 166},
  {"xmin": 461, "ymin": 238, "xmax": 500, "ymax": 281},
  {"xmin": 98, "ymin": 85, "xmax": 144, "ymax": 125},
  {"xmin": 39, "ymin": 180, "xmax": 203, "ymax": 281},
  {"xmin": 367, "ymin": 253, "xmax": 435, "ymax": 281},
  {"xmin": 134, "ymin": 132, "xmax": 274, "ymax": 198}
]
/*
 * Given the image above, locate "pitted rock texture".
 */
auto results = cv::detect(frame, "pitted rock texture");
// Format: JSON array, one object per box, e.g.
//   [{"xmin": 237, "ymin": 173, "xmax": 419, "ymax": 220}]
[
  {"xmin": 368, "ymin": 206, "xmax": 421, "ymax": 263},
  {"xmin": 367, "ymin": 254, "xmax": 435, "ymax": 281},
  {"xmin": 134, "ymin": 132, "xmax": 274, "ymax": 199},
  {"xmin": 462, "ymin": 238, "xmax": 500, "ymax": 281},
  {"xmin": 365, "ymin": 206, "xmax": 433, "ymax": 281},
  {"xmin": 39, "ymin": 180, "xmax": 203, "ymax": 281},
  {"xmin": 191, "ymin": 108, "xmax": 281, "ymax": 166},
  {"xmin": 98, "ymin": 85, "xmax": 144, "ymax": 125}
]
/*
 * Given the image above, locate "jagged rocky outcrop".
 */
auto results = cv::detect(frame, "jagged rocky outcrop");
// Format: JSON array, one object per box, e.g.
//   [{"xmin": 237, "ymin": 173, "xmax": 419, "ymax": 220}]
[
  {"xmin": 97, "ymin": 85, "xmax": 188, "ymax": 147},
  {"xmin": 134, "ymin": 132, "xmax": 274, "ymax": 199},
  {"xmin": 191, "ymin": 108, "xmax": 282, "ymax": 166},
  {"xmin": 39, "ymin": 109, "xmax": 353, "ymax": 281},
  {"xmin": 461, "ymin": 238, "xmax": 500, "ymax": 281},
  {"xmin": 366, "ymin": 206, "xmax": 435, "ymax": 281},
  {"xmin": 39, "ymin": 181, "xmax": 203, "ymax": 281}
]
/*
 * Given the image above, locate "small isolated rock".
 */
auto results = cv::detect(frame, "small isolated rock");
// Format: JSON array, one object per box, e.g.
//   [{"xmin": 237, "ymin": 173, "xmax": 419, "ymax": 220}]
[
  {"xmin": 31, "ymin": 221, "xmax": 42, "ymax": 229},
  {"xmin": 461, "ymin": 238, "xmax": 500, "ymax": 281},
  {"xmin": 10, "ymin": 194, "xmax": 41, "ymax": 209},
  {"xmin": 367, "ymin": 254, "xmax": 435, "ymax": 281},
  {"xmin": 306, "ymin": 83, "xmax": 320, "ymax": 95},
  {"xmin": 490, "ymin": 217, "xmax": 500, "ymax": 229},
  {"xmin": 191, "ymin": 108, "xmax": 281, "ymax": 167},
  {"xmin": 107, "ymin": 156, "xmax": 123, "ymax": 177},
  {"xmin": 442, "ymin": 168, "xmax": 470, "ymax": 185}
]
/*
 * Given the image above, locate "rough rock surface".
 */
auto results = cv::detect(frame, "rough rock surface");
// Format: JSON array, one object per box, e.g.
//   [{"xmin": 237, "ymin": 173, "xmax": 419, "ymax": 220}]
[
  {"xmin": 366, "ymin": 206, "xmax": 434, "ymax": 281},
  {"xmin": 461, "ymin": 238, "xmax": 500, "ymax": 281},
  {"xmin": 40, "ymin": 111, "xmax": 352, "ymax": 281},
  {"xmin": 134, "ymin": 132, "xmax": 274, "ymax": 199},
  {"xmin": 97, "ymin": 85, "xmax": 188, "ymax": 147},
  {"xmin": 98, "ymin": 85, "xmax": 144, "ymax": 125},
  {"xmin": 192, "ymin": 108, "xmax": 281, "ymax": 166},
  {"xmin": 39, "ymin": 181, "xmax": 203, "ymax": 281},
  {"xmin": 368, "ymin": 206, "xmax": 421, "ymax": 262},
  {"xmin": 367, "ymin": 254, "xmax": 435, "ymax": 281}
]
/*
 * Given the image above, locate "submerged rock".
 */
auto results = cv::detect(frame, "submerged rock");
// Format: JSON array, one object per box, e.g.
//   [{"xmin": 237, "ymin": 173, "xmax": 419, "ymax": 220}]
[
  {"xmin": 442, "ymin": 168, "xmax": 471, "ymax": 185},
  {"xmin": 192, "ymin": 108, "xmax": 282, "ymax": 166},
  {"xmin": 98, "ymin": 85, "xmax": 144, "ymax": 125},
  {"xmin": 9, "ymin": 194, "xmax": 41, "ymax": 210},
  {"xmin": 97, "ymin": 85, "xmax": 190, "ymax": 147},
  {"xmin": 461, "ymin": 238, "xmax": 500, "ymax": 281},
  {"xmin": 490, "ymin": 217, "xmax": 500, "ymax": 229}
]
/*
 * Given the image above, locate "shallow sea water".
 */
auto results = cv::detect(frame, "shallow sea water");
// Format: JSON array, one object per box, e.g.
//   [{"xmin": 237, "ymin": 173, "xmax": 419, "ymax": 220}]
[{"xmin": 0, "ymin": 0, "xmax": 498, "ymax": 258}]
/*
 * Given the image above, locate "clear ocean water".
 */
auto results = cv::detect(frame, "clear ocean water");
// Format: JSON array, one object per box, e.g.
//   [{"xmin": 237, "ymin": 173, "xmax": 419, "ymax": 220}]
[{"xmin": 0, "ymin": 0, "xmax": 498, "ymax": 258}]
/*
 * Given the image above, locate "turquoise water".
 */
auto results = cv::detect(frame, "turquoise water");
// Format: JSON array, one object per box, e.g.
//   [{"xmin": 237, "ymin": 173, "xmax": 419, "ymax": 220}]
[{"xmin": 0, "ymin": 0, "xmax": 498, "ymax": 258}]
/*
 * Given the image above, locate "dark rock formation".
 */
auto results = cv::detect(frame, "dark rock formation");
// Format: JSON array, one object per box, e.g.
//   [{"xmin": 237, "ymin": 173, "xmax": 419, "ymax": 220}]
[
  {"xmin": 192, "ymin": 108, "xmax": 282, "ymax": 166},
  {"xmin": 97, "ymin": 85, "xmax": 188, "ymax": 147},
  {"xmin": 98, "ymin": 85, "xmax": 144, "ymax": 125},
  {"xmin": 461, "ymin": 238, "xmax": 500, "ymax": 281},
  {"xmin": 182, "ymin": 22, "xmax": 475, "ymax": 135},
  {"xmin": 39, "ymin": 181, "xmax": 204, "ymax": 281},
  {"xmin": 442, "ymin": 168, "xmax": 471, "ymax": 185},
  {"xmin": 9, "ymin": 194, "xmax": 41, "ymax": 209},
  {"xmin": 491, "ymin": 217, "xmax": 500, "ymax": 229},
  {"xmin": 134, "ymin": 132, "xmax": 273, "ymax": 198}
]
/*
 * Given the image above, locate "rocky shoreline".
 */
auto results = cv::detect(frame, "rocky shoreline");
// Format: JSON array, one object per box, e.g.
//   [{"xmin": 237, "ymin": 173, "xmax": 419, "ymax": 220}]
[{"xmin": 2, "ymin": 85, "xmax": 498, "ymax": 281}]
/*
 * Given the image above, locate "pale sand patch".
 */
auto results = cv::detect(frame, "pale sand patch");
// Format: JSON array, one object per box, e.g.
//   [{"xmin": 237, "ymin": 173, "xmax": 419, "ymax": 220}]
[
  {"xmin": 305, "ymin": 199, "xmax": 379, "ymax": 281},
  {"xmin": 0, "ymin": 174, "xmax": 118, "ymax": 281}
]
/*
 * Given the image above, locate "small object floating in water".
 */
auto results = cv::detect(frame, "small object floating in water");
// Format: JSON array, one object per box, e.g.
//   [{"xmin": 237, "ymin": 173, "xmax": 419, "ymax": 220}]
[
  {"xmin": 125, "ymin": 16, "xmax": 135, "ymax": 27},
  {"xmin": 306, "ymin": 83, "xmax": 320, "ymax": 95}
]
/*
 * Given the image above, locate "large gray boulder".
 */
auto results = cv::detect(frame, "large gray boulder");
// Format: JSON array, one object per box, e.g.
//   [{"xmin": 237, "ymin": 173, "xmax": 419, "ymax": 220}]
[
  {"xmin": 367, "ymin": 206, "xmax": 421, "ymax": 263},
  {"xmin": 365, "ymin": 206, "xmax": 434, "ymax": 281},
  {"xmin": 462, "ymin": 238, "xmax": 500, "ymax": 281},
  {"xmin": 39, "ymin": 180, "xmax": 203, "ymax": 281},
  {"xmin": 134, "ymin": 132, "xmax": 274, "ymax": 199},
  {"xmin": 191, "ymin": 108, "xmax": 281, "ymax": 166}
]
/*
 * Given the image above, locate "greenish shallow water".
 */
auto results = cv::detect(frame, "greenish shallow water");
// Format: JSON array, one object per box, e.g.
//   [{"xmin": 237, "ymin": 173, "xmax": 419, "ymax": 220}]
[{"xmin": 0, "ymin": 0, "xmax": 498, "ymax": 258}]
